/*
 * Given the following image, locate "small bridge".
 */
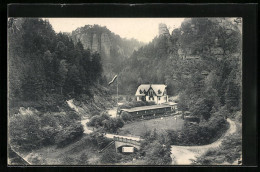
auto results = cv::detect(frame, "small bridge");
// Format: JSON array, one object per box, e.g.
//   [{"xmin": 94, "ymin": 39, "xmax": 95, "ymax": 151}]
[{"xmin": 113, "ymin": 136, "xmax": 142, "ymax": 153}]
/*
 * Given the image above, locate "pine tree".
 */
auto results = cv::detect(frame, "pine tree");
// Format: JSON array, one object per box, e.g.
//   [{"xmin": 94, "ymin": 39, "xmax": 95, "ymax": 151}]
[{"xmin": 225, "ymin": 80, "xmax": 240, "ymax": 112}]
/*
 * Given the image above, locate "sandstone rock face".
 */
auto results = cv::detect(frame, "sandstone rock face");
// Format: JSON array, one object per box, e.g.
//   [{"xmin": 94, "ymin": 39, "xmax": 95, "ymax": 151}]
[
  {"xmin": 91, "ymin": 33, "xmax": 99, "ymax": 52},
  {"xmin": 101, "ymin": 33, "xmax": 111, "ymax": 58},
  {"xmin": 72, "ymin": 30, "xmax": 111, "ymax": 58},
  {"xmin": 71, "ymin": 25, "xmax": 144, "ymax": 61},
  {"xmin": 80, "ymin": 33, "xmax": 92, "ymax": 50},
  {"xmin": 159, "ymin": 23, "xmax": 170, "ymax": 36}
]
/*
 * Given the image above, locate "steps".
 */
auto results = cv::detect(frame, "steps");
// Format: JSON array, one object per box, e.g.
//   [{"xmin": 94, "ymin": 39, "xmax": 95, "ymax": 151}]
[{"xmin": 98, "ymin": 141, "xmax": 115, "ymax": 153}]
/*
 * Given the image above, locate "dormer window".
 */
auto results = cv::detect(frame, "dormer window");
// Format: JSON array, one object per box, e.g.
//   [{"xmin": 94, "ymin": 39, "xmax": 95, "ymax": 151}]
[
  {"xmin": 139, "ymin": 89, "xmax": 143, "ymax": 94},
  {"xmin": 158, "ymin": 89, "xmax": 162, "ymax": 94}
]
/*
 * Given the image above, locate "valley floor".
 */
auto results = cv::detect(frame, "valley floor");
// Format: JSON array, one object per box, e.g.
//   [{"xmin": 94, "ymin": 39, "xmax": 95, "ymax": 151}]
[
  {"xmin": 119, "ymin": 115, "xmax": 184, "ymax": 136},
  {"xmin": 9, "ymin": 100, "xmax": 241, "ymax": 166}
]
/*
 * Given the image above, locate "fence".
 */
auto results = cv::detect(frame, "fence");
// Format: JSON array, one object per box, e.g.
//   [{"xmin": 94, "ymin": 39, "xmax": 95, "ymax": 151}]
[{"xmin": 113, "ymin": 136, "xmax": 141, "ymax": 146}]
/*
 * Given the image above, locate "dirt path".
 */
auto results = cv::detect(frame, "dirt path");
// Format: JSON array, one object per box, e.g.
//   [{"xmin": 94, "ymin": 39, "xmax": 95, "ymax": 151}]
[
  {"xmin": 170, "ymin": 118, "xmax": 236, "ymax": 165},
  {"xmin": 68, "ymin": 99, "xmax": 141, "ymax": 141},
  {"xmin": 12, "ymin": 100, "xmax": 237, "ymax": 165}
]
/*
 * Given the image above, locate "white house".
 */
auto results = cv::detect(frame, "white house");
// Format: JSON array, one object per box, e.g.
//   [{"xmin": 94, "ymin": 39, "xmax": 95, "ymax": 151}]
[{"xmin": 135, "ymin": 84, "xmax": 168, "ymax": 104}]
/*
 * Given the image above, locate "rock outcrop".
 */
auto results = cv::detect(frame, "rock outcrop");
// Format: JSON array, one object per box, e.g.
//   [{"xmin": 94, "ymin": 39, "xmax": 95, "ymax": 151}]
[
  {"xmin": 71, "ymin": 25, "xmax": 143, "ymax": 59},
  {"xmin": 101, "ymin": 33, "xmax": 111, "ymax": 58},
  {"xmin": 159, "ymin": 23, "xmax": 170, "ymax": 36}
]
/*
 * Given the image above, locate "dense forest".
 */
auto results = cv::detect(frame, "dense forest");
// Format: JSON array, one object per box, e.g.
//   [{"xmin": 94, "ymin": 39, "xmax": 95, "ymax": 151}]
[
  {"xmin": 119, "ymin": 18, "xmax": 242, "ymax": 115},
  {"xmin": 8, "ymin": 18, "xmax": 114, "ymax": 109},
  {"xmin": 8, "ymin": 18, "xmax": 115, "ymax": 152}
]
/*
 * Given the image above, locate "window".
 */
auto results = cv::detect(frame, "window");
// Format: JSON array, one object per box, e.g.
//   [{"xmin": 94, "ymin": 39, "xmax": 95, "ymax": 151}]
[{"xmin": 158, "ymin": 97, "xmax": 160, "ymax": 100}]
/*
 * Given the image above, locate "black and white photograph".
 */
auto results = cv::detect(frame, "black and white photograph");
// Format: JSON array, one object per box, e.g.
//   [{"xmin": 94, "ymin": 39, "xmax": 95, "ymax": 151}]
[{"xmin": 8, "ymin": 17, "xmax": 243, "ymax": 166}]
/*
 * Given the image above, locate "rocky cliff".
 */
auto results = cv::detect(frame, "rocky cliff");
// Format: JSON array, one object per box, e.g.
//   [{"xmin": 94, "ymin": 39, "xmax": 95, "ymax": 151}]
[
  {"xmin": 159, "ymin": 23, "xmax": 170, "ymax": 36},
  {"xmin": 71, "ymin": 25, "xmax": 144, "ymax": 59}
]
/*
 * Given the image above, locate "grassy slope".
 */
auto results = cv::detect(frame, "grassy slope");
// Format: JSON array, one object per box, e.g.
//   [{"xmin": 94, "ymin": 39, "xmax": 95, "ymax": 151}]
[
  {"xmin": 119, "ymin": 115, "xmax": 184, "ymax": 137},
  {"xmin": 24, "ymin": 133, "xmax": 110, "ymax": 165}
]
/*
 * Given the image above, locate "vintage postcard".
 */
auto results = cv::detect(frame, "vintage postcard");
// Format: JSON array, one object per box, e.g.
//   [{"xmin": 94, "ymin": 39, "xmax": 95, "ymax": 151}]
[{"xmin": 8, "ymin": 17, "xmax": 242, "ymax": 166}]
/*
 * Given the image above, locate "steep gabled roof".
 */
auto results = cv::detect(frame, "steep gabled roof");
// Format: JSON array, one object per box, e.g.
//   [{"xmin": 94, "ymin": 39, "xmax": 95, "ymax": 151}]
[{"xmin": 135, "ymin": 84, "xmax": 167, "ymax": 96}]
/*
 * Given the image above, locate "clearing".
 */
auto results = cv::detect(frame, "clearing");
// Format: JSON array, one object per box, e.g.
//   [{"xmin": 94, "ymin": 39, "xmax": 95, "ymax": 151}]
[{"xmin": 119, "ymin": 115, "xmax": 184, "ymax": 137}]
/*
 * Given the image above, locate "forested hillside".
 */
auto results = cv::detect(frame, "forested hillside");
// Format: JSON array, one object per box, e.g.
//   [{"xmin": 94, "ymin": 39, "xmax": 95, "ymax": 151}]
[
  {"xmin": 8, "ymin": 18, "xmax": 115, "ymax": 154},
  {"xmin": 118, "ymin": 18, "xmax": 242, "ymax": 157},
  {"xmin": 8, "ymin": 18, "xmax": 114, "ymax": 110},
  {"xmin": 119, "ymin": 18, "xmax": 242, "ymax": 115},
  {"xmin": 71, "ymin": 25, "xmax": 144, "ymax": 90}
]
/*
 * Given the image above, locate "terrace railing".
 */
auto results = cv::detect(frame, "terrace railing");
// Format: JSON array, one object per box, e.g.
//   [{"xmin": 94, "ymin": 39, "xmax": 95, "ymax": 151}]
[{"xmin": 113, "ymin": 136, "xmax": 141, "ymax": 146}]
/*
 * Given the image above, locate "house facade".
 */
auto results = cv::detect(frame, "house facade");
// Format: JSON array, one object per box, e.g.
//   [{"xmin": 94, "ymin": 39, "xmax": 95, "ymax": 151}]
[{"xmin": 135, "ymin": 84, "xmax": 168, "ymax": 104}]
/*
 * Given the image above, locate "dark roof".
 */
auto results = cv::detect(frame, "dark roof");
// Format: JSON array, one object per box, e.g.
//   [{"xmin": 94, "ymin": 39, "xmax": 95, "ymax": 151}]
[
  {"xmin": 121, "ymin": 104, "xmax": 175, "ymax": 113},
  {"xmin": 135, "ymin": 84, "xmax": 167, "ymax": 96}
]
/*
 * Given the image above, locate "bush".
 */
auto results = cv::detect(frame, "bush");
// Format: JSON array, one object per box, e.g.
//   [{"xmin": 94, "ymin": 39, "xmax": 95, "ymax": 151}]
[
  {"xmin": 67, "ymin": 111, "xmax": 81, "ymax": 120},
  {"xmin": 55, "ymin": 123, "xmax": 84, "ymax": 148},
  {"xmin": 144, "ymin": 141, "xmax": 172, "ymax": 165},
  {"xmin": 78, "ymin": 152, "xmax": 90, "ymax": 164},
  {"xmin": 100, "ymin": 150, "xmax": 122, "ymax": 164},
  {"xmin": 61, "ymin": 156, "xmax": 78, "ymax": 165},
  {"xmin": 88, "ymin": 131, "xmax": 111, "ymax": 149},
  {"xmin": 167, "ymin": 111, "xmax": 228, "ymax": 146},
  {"xmin": 103, "ymin": 118, "xmax": 124, "ymax": 133},
  {"xmin": 121, "ymin": 111, "xmax": 133, "ymax": 122},
  {"xmin": 87, "ymin": 112, "xmax": 110, "ymax": 127},
  {"xmin": 88, "ymin": 112, "xmax": 124, "ymax": 133},
  {"xmin": 9, "ymin": 110, "xmax": 84, "ymax": 151},
  {"xmin": 9, "ymin": 113, "xmax": 43, "ymax": 151},
  {"xmin": 140, "ymin": 130, "xmax": 172, "ymax": 165},
  {"xmin": 195, "ymin": 123, "xmax": 242, "ymax": 165}
]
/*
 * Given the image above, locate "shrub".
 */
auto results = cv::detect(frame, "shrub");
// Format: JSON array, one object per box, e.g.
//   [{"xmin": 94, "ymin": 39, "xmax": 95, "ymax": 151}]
[
  {"xmin": 41, "ymin": 125, "xmax": 58, "ymax": 145},
  {"xmin": 88, "ymin": 112, "xmax": 124, "ymax": 133},
  {"xmin": 78, "ymin": 152, "xmax": 90, "ymax": 165},
  {"xmin": 103, "ymin": 118, "xmax": 124, "ymax": 133},
  {"xmin": 144, "ymin": 140, "xmax": 172, "ymax": 165},
  {"xmin": 92, "ymin": 132, "xmax": 111, "ymax": 149},
  {"xmin": 121, "ymin": 111, "xmax": 133, "ymax": 122},
  {"xmin": 167, "ymin": 111, "xmax": 228, "ymax": 146},
  {"xmin": 100, "ymin": 150, "xmax": 122, "ymax": 164},
  {"xmin": 67, "ymin": 111, "xmax": 81, "ymax": 120},
  {"xmin": 55, "ymin": 123, "xmax": 84, "ymax": 148},
  {"xmin": 61, "ymin": 156, "xmax": 77, "ymax": 165},
  {"xmin": 195, "ymin": 124, "xmax": 242, "ymax": 165},
  {"xmin": 9, "ymin": 113, "xmax": 43, "ymax": 151},
  {"xmin": 140, "ymin": 130, "xmax": 172, "ymax": 165},
  {"xmin": 87, "ymin": 112, "xmax": 110, "ymax": 127}
]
